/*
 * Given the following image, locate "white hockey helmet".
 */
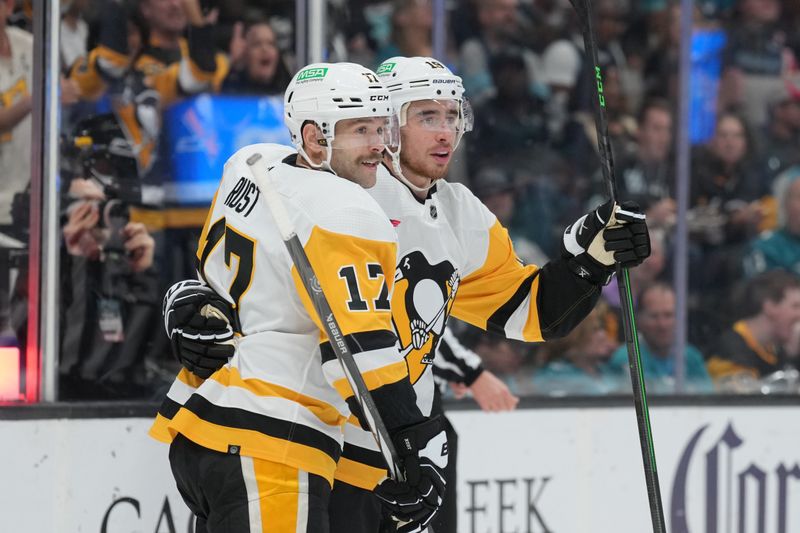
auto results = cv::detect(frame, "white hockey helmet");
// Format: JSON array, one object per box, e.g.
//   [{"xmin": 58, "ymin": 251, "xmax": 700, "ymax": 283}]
[
  {"xmin": 284, "ymin": 62, "xmax": 396, "ymax": 172},
  {"xmin": 376, "ymin": 56, "xmax": 473, "ymax": 192}
]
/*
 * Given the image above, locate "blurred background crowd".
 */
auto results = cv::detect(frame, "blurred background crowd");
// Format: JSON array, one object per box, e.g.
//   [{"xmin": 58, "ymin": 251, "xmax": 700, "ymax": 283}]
[{"xmin": 1, "ymin": 0, "xmax": 799, "ymax": 402}]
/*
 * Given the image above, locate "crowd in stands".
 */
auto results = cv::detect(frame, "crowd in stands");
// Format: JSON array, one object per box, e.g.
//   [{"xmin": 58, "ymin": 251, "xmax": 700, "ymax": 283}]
[{"xmin": 1, "ymin": 0, "xmax": 799, "ymax": 401}]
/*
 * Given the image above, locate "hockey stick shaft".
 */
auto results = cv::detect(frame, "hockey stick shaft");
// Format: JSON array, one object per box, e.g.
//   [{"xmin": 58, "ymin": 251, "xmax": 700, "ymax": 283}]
[
  {"xmin": 568, "ymin": 0, "xmax": 667, "ymax": 531},
  {"xmin": 245, "ymin": 152, "xmax": 402, "ymax": 481}
]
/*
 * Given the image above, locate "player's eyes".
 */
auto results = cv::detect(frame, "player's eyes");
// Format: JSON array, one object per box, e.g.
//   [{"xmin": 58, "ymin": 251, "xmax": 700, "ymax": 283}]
[{"xmin": 356, "ymin": 126, "xmax": 368, "ymax": 134}]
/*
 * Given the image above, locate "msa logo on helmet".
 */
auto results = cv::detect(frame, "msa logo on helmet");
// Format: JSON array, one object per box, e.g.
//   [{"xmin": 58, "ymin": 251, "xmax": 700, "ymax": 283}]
[
  {"xmin": 296, "ymin": 67, "xmax": 328, "ymax": 81},
  {"xmin": 377, "ymin": 62, "xmax": 396, "ymax": 75}
]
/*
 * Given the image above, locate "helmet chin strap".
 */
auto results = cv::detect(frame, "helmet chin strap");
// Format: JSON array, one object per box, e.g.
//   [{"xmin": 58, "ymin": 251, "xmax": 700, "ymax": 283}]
[
  {"xmin": 386, "ymin": 140, "xmax": 437, "ymax": 195},
  {"xmin": 297, "ymin": 138, "xmax": 337, "ymax": 176}
]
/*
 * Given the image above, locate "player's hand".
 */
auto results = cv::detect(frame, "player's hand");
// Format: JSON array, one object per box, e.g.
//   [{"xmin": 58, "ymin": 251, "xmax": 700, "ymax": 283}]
[
  {"xmin": 561, "ymin": 200, "xmax": 650, "ymax": 285},
  {"xmin": 163, "ymin": 280, "xmax": 236, "ymax": 378},
  {"xmin": 374, "ymin": 416, "xmax": 448, "ymax": 533},
  {"xmin": 469, "ymin": 370, "xmax": 519, "ymax": 412}
]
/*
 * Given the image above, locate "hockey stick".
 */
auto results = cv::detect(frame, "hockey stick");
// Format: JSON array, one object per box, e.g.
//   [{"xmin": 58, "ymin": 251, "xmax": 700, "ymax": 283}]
[
  {"xmin": 244, "ymin": 152, "xmax": 401, "ymax": 482},
  {"xmin": 567, "ymin": 0, "xmax": 667, "ymax": 531}
]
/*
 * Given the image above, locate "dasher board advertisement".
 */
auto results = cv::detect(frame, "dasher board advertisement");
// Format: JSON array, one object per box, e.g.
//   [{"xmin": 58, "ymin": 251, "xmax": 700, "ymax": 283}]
[
  {"xmin": 1, "ymin": 405, "xmax": 798, "ymax": 532},
  {"xmin": 449, "ymin": 405, "xmax": 800, "ymax": 533}
]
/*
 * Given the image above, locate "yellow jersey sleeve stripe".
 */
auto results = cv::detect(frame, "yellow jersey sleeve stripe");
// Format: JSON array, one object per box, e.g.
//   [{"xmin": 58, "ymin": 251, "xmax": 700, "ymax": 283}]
[
  {"xmin": 177, "ymin": 367, "xmax": 206, "ymax": 389},
  {"xmin": 332, "ymin": 360, "xmax": 409, "ymax": 400},
  {"xmin": 292, "ymin": 226, "xmax": 397, "ymax": 338},
  {"xmin": 452, "ymin": 220, "xmax": 541, "ymax": 336}
]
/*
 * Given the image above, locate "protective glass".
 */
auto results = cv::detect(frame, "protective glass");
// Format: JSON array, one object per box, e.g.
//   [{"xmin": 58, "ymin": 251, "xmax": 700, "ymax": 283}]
[
  {"xmin": 400, "ymin": 98, "xmax": 474, "ymax": 135},
  {"xmin": 330, "ymin": 115, "xmax": 400, "ymax": 151}
]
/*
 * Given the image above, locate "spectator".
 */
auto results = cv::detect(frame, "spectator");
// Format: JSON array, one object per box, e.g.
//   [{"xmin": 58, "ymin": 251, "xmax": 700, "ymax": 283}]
[
  {"xmin": 591, "ymin": 98, "xmax": 676, "ymax": 229},
  {"xmin": 744, "ymin": 165, "xmax": 800, "ymax": 276},
  {"xmin": 707, "ymin": 270, "xmax": 800, "ymax": 390},
  {"xmin": 540, "ymin": 34, "xmax": 582, "ymax": 142},
  {"xmin": 374, "ymin": 0, "xmax": 434, "ymax": 66},
  {"xmin": 603, "ymin": 227, "xmax": 668, "ymax": 323},
  {"xmin": 564, "ymin": 63, "xmax": 637, "ymax": 182},
  {"xmin": 689, "ymin": 112, "xmax": 767, "ymax": 285},
  {"xmin": 57, "ymin": 113, "xmax": 159, "ymax": 400},
  {"xmin": 570, "ymin": 0, "xmax": 641, "ymax": 115},
  {"xmin": 533, "ymin": 301, "xmax": 621, "ymax": 395},
  {"xmin": 757, "ymin": 87, "xmax": 800, "ymax": 184},
  {"xmin": 221, "ymin": 20, "xmax": 291, "ymax": 95},
  {"xmin": 607, "ymin": 282, "xmax": 713, "ymax": 393},
  {"xmin": 468, "ymin": 48, "xmax": 549, "ymax": 171},
  {"xmin": 457, "ymin": 0, "xmax": 537, "ymax": 104},
  {"xmin": 69, "ymin": 0, "xmax": 229, "ymax": 174},
  {"xmin": 0, "ymin": 0, "xmax": 79, "ymax": 227},
  {"xmin": 60, "ymin": 0, "xmax": 89, "ymax": 71},
  {"xmin": 718, "ymin": 0, "xmax": 797, "ymax": 127},
  {"xmin": 469, "ymin": 330, "xmax": 536, "ymax": 396},
  {"xmin": 471, "ymin": 166, "xmax": 547, "ymax": 266}
]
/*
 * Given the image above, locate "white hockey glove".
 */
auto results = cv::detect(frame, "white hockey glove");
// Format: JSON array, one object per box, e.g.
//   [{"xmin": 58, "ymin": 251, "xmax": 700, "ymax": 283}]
[
  {"xmin": 163, "ymin": 280, "xmax": 236, "ymax": 379},
  {"xmin": 561, "ymin": 200, "xmax": 651, "ymax": 285},
  {"xmin": 374, "ymin": 416, "xmax": 448, "ymax": 533}
]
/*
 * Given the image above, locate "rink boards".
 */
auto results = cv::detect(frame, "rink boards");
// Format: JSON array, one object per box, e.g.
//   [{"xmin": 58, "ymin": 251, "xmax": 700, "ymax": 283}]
[{"xmin": 1, "ymin": 400, "xmax": 798, "ymax": 532}]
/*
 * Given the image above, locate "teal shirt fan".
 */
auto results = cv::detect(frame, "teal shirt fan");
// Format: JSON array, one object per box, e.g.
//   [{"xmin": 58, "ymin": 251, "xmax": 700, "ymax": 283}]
[{"xmin": 607, "ymin": 337, "xmax": 712, "ymax": 393}]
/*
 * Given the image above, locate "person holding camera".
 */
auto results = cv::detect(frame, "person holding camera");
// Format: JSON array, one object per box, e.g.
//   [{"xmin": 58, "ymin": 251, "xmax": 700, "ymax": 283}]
[
  {"xmin": 62, "ymin": 178, "xmax": 153, "ymax": 271},
  {"xmin": 57, "ymin": 113, "xmax": 160, "ymax": 400}
]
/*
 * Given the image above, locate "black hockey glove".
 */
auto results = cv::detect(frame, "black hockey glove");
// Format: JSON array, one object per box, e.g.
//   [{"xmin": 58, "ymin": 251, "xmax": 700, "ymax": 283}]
[
  {"xmin": 374, "ymin": 416, "xmax": 448, "ymax": 533},
  {"xmin": 162, "ymin": 280, "xmax": 236, "ymax": 379},
  {"xmin": 561, "ymin": 200, "xmax": 651, "ymax": 285}
]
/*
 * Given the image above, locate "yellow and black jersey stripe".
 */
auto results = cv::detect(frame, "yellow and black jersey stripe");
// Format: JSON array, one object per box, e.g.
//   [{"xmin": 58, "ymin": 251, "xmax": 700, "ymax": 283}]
[
  {"xmin": 153, "ymin": 369, "xmax": 344, "ymax": 483},
  {"xmin": 452, "ymin": 218, "xmax": 601, "ymax": 343}
]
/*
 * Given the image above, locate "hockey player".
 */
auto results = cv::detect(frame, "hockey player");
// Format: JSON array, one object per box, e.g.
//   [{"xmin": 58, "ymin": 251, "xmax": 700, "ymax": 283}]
[
  {"xmin": 150, "ymin": 62, "xmax": 448, "ymax": 533},
  {"xmin": 166, "ymin": 57, "xmax": 651, "ymax": 532}
]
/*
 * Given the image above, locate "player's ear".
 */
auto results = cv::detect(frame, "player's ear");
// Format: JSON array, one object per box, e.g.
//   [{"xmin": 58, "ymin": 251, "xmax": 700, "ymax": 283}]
[{"xmin": 301, "ymin": 121, "xmax": 326, "ymax": 164}]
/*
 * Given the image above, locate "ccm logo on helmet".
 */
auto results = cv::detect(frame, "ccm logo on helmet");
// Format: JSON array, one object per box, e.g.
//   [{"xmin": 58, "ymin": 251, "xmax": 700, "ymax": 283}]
[{"xmin": 369, "ymin": 95, "xmax": 389, "ymax": 101}]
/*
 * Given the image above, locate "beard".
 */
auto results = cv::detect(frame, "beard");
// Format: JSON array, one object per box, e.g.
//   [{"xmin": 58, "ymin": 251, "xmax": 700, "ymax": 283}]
[{"xmin": 399, "ymin": 150, "xmax": 448, "ymax": 185}]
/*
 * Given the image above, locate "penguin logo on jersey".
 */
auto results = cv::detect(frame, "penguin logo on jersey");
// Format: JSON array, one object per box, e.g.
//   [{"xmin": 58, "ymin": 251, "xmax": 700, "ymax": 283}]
[{"xmin": 392, "ymin": 250, "xmax": 460, "ymax": 385}]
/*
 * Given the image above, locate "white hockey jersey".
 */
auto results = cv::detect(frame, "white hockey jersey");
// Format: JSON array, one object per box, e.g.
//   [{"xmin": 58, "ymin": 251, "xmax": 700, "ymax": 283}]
[
  {"xmin": 150, "ymin": 144, "xmax": 408, "ymax": 485},
  {"xmin": 0, "ymin": 27, "xmax": 33, "ymax": 224},
  {"xmin": 336, "ymin": 166, "xmax": 549, "ymax": 489}
]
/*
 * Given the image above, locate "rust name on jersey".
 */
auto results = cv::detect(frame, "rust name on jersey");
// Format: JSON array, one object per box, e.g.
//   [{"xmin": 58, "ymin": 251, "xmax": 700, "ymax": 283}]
[{"xmin": 223, "ymin": 176, "xmax": 261, "ymax": 217}]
